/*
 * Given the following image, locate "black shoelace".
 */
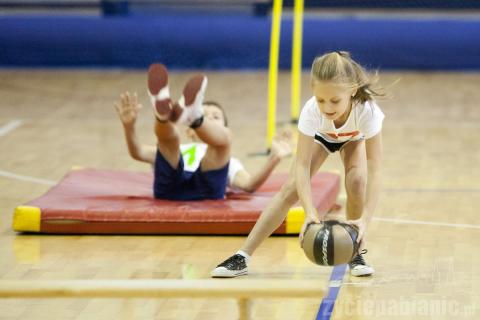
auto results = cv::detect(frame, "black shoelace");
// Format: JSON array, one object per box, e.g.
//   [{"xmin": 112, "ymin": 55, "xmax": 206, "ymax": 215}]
[
  {"xmin": 350, "ymin": 249, "xmax": 368, "ymax": 266},
  {"xmin": 217, "ymin": 254, "xmax": 245, "ymax": 268}
]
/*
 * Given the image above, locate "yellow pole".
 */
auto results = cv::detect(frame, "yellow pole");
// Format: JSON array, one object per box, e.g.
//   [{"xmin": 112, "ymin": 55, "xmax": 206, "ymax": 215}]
[
  {"xmin": 267, "ymin": 0, "xmax": 283, "ymax": 149},
  {"xmin": 291, "ymin": 0, "xmax": 304, "ymax": 123}
]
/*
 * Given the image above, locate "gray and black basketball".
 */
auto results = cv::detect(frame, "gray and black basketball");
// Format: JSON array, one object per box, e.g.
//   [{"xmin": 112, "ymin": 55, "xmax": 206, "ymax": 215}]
[{"xmin": 302, "ymin": 220, "xmax": 359, "ymax": 266}]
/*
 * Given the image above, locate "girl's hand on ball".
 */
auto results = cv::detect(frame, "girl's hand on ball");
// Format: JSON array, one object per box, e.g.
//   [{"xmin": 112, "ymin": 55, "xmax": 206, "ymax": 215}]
[
  {"xmin": 299, "ymin": 213, "xmax": 320, "ymax": 247},
  {"xmin": 347, "ymin": 218, "xmax": 366, "ymax": 245}
]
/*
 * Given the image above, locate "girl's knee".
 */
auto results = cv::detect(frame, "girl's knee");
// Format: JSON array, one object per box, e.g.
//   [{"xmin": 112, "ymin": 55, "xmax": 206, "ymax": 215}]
[
  {"xmin": 345, "ymin": 168, "xmax": 366, "ymax": 196},
  {"xmin": 280, "ymin": 178, "xmax": 298, "ymax": 204}
]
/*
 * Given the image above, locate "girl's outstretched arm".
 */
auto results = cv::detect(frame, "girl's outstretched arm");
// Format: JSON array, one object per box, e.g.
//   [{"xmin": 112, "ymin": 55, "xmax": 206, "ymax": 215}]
[{"xmin": 296, "ymin": 132, "xmax": 321, "ymax": 243}]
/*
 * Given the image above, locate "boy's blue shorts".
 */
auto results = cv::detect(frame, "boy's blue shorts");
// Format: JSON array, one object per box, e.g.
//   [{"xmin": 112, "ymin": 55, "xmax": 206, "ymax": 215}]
[{"xmin": 153, "ymin": 149, "xmax": 229, "ymax": 201}]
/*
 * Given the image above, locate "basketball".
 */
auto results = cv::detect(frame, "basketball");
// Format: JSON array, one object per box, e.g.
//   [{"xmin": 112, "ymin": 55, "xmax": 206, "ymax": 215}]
[{"xmin": 302, "ymin": 220, "xmax": 359, "ymax": 266}]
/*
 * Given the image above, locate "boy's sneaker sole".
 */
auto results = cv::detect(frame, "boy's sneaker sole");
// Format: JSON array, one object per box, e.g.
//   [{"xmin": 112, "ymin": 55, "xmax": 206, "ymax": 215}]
[
  {"xmin": 173, "ymin": 75, "xmax": 207, "ymax": 126},
  {"xmin": 147, "ymin": 63, "xmax": 171, "ymax": 121},
  {"xmin": 148, "ymin": 63, "xmax": 168, "ymax": 96},
  {"xmin": 183, "ymin": 75, "xmax": 206, "ymax": 106}
]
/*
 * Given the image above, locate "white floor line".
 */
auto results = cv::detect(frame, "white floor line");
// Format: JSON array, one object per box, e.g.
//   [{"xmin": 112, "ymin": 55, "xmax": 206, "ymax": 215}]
[
  {"xmin": 373, "ymin": 217, "xmax": 480, "ymax": 230},
  {"xmin": 0, "ymin": 169, "xmax": 56, "ymax": 186},
  {"xmin": 0, "ymin": 119, "xmax": 23, "ymax": 137},
  {"xmin": 338, "ymin": 194, "xmax": 479, "ymax": 229}
]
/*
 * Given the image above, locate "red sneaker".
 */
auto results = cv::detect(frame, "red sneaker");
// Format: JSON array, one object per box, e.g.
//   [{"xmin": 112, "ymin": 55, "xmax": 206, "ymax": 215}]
[
  {"xmin": 174, "ymin": 74, "xmax": 207, "ymax": 126},
  {"xmin": 147, "ymin": 63, "xmax": 171, "ymax": 121}
]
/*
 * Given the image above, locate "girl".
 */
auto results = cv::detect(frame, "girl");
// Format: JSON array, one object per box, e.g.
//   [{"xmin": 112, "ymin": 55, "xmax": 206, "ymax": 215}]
[{"xmin": 212, "ymin": 51, "xmax": 384, "ymax": 277}]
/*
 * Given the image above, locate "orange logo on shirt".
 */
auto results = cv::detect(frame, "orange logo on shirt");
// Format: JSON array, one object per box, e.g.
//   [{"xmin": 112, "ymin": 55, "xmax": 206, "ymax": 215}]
[{"xmin": 326, "ymin": 131, "xmax": 359, "ymax": 139}]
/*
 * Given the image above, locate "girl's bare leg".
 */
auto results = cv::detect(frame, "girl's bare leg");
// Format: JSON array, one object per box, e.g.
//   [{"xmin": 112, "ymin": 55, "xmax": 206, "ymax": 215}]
[
  {"xmin": 340, "ymin": 140, "xmax": 367, "ymax": 221},
  {"xmin": 340, "ymin": 139, "xmax": 374, "ymax": 276},
  {"xmin": 240, "ymin": 143, "xmax": 329, "ymax": 256}
]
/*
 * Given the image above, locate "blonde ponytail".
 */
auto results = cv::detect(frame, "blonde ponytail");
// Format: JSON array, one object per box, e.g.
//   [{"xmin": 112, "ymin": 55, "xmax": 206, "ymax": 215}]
[{"xmin": 311, "ymin": 51, "xmax": 384, "ymax": 104}]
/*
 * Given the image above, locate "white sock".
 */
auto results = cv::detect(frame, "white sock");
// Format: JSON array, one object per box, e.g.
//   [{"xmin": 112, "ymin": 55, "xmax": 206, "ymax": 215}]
[{"xmin": 236, "ymin": 250, "xmax": 251, "ymax": 264}]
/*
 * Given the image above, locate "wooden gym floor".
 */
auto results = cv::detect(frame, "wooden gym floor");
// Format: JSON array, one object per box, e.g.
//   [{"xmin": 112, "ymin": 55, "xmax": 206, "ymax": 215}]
[{"xmin": 0, "ymin": 69, "xmax": 479, "ymax": 319}]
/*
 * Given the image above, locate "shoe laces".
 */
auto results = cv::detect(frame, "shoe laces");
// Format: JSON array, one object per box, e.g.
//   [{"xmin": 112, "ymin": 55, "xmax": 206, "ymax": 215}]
[
  {"xmin": 217, "ymin": 254, "xmax": 244, "ymax": 268},
  {"xmin": 351, "ymin": 249, "xmax": 368, "ymax": 266}
]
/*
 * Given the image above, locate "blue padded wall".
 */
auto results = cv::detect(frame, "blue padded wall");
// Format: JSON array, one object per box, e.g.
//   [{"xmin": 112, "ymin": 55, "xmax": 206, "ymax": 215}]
[{"xmin": 1, "ymin": 13, "xmax": 479, "ymax": 70}]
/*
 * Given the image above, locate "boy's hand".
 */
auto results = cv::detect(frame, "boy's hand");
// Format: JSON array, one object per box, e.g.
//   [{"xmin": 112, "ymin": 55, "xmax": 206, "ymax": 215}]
[
  {"xmin": 114, "ymin": 91, "xmax": 142, "ymax": 127},
  {"xmin": 271, "ymin": 129, "xmax": 294, "ymax": 159}
]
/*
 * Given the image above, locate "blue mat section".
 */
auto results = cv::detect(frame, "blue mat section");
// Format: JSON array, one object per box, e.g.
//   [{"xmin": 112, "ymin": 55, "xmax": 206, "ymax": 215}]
[{"xmin": 1, "ymin": 13, "xmax": 480, "ymax": 70}]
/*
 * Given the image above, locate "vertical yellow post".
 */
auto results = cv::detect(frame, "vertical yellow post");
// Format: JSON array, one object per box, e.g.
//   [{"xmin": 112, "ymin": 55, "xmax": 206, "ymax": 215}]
[
  {"xmin": 267, "ymin": 0, "xmax": 283, "ymax": 149},
  {"xmin": 291, "ymin": 0, "xmax": 304, "ymax": 123}
]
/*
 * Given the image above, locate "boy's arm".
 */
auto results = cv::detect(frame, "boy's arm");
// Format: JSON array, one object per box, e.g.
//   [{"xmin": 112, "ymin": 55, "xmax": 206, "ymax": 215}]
[
  {"xmin": 114, "ymin": 92, "xmax": 156, "ymax": 165},
  {"xmin": 231, "ymin": 153, "xmax": 281, "ymax": 193},
  {"xmin": 121, "ymin": 124, "xmax": 157, "ymax": 164},
  {"xmin": 231, "ymin": 130, "xmax": 293, "ymax": 193}
]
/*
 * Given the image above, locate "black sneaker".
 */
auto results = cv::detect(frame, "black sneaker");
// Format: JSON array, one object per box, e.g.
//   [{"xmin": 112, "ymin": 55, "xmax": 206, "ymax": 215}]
[
  {"xmin": 349, "ymin": 249, "xmax": 375, "ymax": 277},
  {"xmin": 211, "ymin": 254, "xmax": 248, "ymax": 278}
]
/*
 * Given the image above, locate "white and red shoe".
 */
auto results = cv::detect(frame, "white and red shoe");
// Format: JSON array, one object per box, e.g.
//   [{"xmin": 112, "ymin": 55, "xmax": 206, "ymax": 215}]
[
  {"xmin": 171, "ymin": 74, "xmax": 207, "ymax": 127},
  {"xmin": 147, "ymin": 63, "xmax": 172, "ymax": 121}
]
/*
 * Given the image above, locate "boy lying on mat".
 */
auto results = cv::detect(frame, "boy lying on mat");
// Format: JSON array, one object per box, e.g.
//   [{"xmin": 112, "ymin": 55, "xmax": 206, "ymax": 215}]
[{"xmin": 114, "ymin": 63, "xmax": 292, "ymax": 200}]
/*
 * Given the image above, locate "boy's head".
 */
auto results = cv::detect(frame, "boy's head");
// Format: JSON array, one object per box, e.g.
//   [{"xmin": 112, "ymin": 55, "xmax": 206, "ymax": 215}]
[
  {"xmin": 203, "ymin": 100, "xmax": 228, "ymax": 127},
  {"xmin": 186, "ymin": 100, "xmax": 228, "ymax": 141}
]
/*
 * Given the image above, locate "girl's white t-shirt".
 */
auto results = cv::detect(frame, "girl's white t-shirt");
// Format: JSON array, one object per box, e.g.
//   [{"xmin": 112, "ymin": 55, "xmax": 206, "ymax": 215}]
[
  {"xmin": 297, "ymin": 97, "xmax": 385, "ymax": 143},
  {"xmin": 179, "ymin": 143, "xmax": 244, "ymax": 187}
]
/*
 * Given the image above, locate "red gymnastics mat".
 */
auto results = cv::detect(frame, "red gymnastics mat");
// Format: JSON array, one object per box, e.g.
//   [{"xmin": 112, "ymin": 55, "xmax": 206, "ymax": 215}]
[{"xmin": 13, "ymin": 169, "xmax": 340, "ymax": 235}]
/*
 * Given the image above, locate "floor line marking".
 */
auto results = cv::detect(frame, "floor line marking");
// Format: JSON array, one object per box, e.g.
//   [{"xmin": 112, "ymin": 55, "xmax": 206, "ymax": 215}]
[
  {"xmin": 374, "ymin": 217, "xmax": 480, "ymax": 230},
  {"xmin": 0, "ymin": 169, "xmax": 56, "ymax": 186},
  {"xmin": 0, "ymin": 119, "xmax": 23, "ymax": 137},
  {"xmin": 316, "ymin": 264, "xmax": 347, "ymax": 320},
  {"xmin": 384, "ymin": 188, "xmax": 480, "ymax": 193}
]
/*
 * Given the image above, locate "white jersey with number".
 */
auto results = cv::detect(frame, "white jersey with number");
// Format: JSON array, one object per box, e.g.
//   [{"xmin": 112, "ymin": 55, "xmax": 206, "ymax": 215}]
[
  {"xmin": 298, "ymin": 97, "xmax": 385, "ymax": 143},
  {"xmin": 180, "ymin": 143, "xmax": 244, "ymax": 187}
]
